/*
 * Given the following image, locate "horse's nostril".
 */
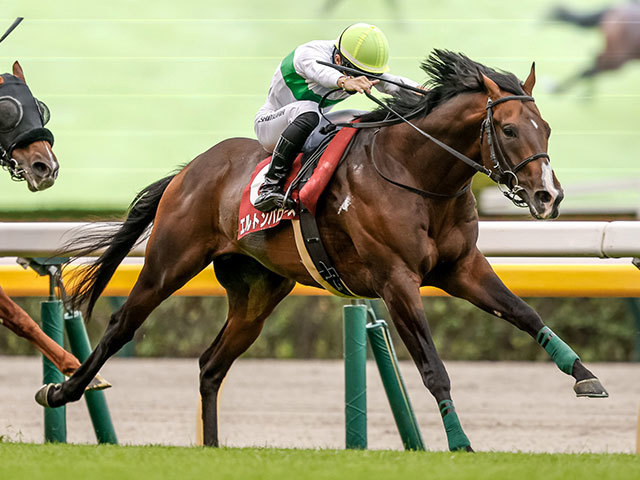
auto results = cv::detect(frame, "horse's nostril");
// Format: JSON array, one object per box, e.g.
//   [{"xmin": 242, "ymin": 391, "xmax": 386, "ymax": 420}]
[
  {"xmin": 534, "ymin": 190, "xmax": 552, "ymax": 205},
  {"xmin": 32, "ymin": 161, "xmax": 51, "ymax": 177}
]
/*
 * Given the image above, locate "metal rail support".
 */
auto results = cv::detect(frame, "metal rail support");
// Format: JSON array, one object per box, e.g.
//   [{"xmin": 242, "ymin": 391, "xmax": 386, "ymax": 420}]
[{"xmin": 18, "ymin": 257, "xmax": 117, "ymax": 444}]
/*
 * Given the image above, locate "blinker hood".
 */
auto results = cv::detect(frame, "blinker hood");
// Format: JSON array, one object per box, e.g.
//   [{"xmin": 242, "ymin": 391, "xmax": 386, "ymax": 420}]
[{"xmin": 0, "ymin": 74, "xmax": 53, "ymax": 155}]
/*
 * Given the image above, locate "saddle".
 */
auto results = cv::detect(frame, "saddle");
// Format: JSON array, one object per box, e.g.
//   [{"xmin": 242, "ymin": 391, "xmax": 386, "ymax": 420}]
[
  {"xmin": 238, "ymin": 110, "xmax": 364, "ymax": 298},
  {"xmin": 238, "ymin": 110, "xmax": 362, "ymax": 239}
]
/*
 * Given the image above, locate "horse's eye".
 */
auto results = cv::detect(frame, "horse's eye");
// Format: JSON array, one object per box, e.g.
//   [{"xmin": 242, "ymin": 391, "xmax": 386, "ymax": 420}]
[{"xmin": 503, "ymin": 126, "xmax": 517, "ymax": 138}]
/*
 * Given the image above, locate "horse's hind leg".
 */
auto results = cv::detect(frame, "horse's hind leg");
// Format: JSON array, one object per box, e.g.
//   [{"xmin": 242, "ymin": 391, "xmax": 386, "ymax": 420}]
[
  {"xmin": 40, "ymin": 226, "xmax": 214, "ymax": 408},
  {"xmin": 0, "ymin": 286, "xmax": 80, "ymax": 375},
  {"xmin": 377, "ymin": 269, "xmax": 472, "ymax": 452},
  {"xmin": 198, "ymin": 254, "xmax": 294, "ymax": 447},
  {"xmin": 437, "ymin": 249, "xmax": 607, "ymax": 398}
]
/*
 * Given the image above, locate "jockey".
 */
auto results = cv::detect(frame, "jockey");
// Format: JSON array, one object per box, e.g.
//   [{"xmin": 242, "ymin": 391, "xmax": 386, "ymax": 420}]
[{"xmin": 253, "ymin": 23, "xmax": 420, "ymax": 212}]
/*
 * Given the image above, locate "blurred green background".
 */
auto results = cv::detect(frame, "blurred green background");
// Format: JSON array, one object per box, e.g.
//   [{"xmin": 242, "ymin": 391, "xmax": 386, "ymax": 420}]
[
  {"xmin": 0, "ymin": 0, "xmax": 638, "ymax": 214},
  {"xmin": 1, "ymin": 1, "xmax": 639, "ymax": 361}
]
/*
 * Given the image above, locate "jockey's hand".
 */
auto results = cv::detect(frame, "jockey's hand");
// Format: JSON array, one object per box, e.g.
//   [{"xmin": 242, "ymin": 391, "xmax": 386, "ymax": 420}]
[{"xmin": 338, "ymin": 75, "xmax": 379, "ymax": 94}]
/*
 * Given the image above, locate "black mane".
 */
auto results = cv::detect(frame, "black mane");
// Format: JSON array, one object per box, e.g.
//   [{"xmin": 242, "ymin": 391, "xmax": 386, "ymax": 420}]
[{"xmin": 359, "ymin": 49, "xmax": 526, "ymax": 122}]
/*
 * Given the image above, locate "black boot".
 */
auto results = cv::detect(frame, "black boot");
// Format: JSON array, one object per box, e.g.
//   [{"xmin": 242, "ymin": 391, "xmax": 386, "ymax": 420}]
[
  {"xmin": 253, "ymin": 135, "xmax": 297, "ymax": 212},
  {"xmin": 254, "ymin": 111, "xmax": 319, "ymax": 212}
]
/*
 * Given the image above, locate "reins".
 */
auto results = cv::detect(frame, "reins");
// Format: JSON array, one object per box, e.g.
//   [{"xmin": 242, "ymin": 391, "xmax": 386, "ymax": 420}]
[
  {"xmin": 315, "ymin": 61, "xmax": 551, "ymax": 206},
  {"xmin": 368, "ymin": 129, "xmax": 471, "ymax": 199}
]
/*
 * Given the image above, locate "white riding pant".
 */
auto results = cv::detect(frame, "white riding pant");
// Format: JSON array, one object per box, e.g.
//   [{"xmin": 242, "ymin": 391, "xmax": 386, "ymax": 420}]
[{"xmin": 254, "ymin": 100, "xmax": 319, "ymax": 153}]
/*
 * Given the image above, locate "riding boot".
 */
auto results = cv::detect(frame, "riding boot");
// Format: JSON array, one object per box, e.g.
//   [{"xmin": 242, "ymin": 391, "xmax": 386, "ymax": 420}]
[
  {"xmin": 254, "ymin": 111, "xmax": 319, "ymax": 212},
  {"xmin": 253, "ymin": 136, "xmax": 297, "ymax": 212}
]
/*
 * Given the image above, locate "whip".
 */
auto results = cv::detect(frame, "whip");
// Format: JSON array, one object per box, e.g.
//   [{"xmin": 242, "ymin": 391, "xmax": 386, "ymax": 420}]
[{"xmin": 0, "ymin": 17, "xmax": 23, "ymax": 44}]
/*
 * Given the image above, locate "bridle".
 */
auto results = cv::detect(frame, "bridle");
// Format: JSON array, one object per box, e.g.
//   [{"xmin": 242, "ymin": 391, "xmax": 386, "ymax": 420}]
[
  {"xmin": 480, "ymin": 95, "xmax": 550, "ymax": 207},
  {"xmin": 0, "ymin": 146, "xmax": 25, "ymax": 181},
  {"xmin": 319, "ymin": 86, "xmax": 551, "ymax": 206}
]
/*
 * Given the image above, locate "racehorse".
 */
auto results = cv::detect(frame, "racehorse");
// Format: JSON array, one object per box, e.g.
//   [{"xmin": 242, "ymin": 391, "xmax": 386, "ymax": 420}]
[
  {"xmin": 0, "ymin": 61, "xmax": 75, "ymax": 370},
  {"xmin": 36, "ymin": 50, "xmax": 608, "ymax": 451},
  {"xmin": 551, "ymin": 2, "xmax": 640, "ymax": 92},
  {"xmin": 0, "ymin": 61, "xmax": 108, "ymax": 389}
]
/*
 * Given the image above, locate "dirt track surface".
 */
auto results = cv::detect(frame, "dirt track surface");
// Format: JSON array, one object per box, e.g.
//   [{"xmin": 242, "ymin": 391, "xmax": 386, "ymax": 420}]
[{"xmin": 1, "ymin": 356, "xmax": 638, "ymax": 453}]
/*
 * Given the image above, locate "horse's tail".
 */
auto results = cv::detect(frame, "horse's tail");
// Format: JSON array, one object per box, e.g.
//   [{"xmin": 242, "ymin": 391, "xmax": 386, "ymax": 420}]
[
  {"xmin": 550, "ymin": 5, "xmax": 609, "ymax": 28},
  {"xmin": 63, "ymin": 173, "xmax": 177, "ymax": 317}
]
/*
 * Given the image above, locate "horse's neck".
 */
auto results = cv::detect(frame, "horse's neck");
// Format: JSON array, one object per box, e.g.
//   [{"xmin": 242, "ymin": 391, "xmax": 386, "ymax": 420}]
[{"xmin": 384, "ymin": 94, "xmax": 486, "ymax": 192}]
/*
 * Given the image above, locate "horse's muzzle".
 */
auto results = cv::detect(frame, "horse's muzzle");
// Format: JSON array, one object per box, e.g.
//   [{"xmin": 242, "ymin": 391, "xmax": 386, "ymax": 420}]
[
  {"xmin": 528, "ymin": 187, "xmax": 564, "ymax": 219},
  {"xmin": 25, "ymin": 159, "xmax": 58, "ymax": 191}
]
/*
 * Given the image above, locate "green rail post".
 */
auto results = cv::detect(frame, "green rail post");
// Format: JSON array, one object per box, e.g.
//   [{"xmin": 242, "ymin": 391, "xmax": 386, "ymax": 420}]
[
  {"xmin": 343, "ymin": 304, "xmax": 367, "ymax": 449},
  {"xmin": 41, "ymin": 295, "xmax": 66, "ymax": 443},
  {"xmin": 64, "ymin": 310, "xmax": 118, "ymax": 444},
  {"xmin": 366, "ymin": 316, "xmax": 425, "ymax": 450},
  {"xmin": 625, "ymin": 298, "xmax": 640, "ymax": 362}
]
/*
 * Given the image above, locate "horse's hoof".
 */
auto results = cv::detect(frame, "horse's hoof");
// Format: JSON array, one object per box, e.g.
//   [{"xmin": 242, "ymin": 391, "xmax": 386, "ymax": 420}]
[
  {"xmin": 35, "ymin": 383, "xmax": 58, "ymax": 407},
  {"xmin": 574, "ymin": 378, "xmax": 609, "ymax": 398},
  {"xmin": 85, "ymin": 373, "xmax": 112, "ymax": 392},
  {"xmin": 464, "ymin": 445, "xmax": 474, "ymax": 452}
]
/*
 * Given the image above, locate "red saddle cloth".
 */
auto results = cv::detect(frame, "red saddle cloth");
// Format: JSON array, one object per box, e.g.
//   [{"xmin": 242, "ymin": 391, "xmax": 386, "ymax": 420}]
[{"xmin": 238, "ymin": 126, "xmax": 358, "ymax": 239}]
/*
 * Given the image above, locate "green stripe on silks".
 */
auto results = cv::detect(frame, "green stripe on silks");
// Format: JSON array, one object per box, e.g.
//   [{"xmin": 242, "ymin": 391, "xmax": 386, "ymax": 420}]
[
  {"xmin": 438, "ymin": 400, "xmax": 470, "ymax": 452},
  {"xmin": 536, "ymin": 326, "xmax": 579, "ymax": 375},
  {"xmin": 280, "ymin": 49, "xmax": 344, "ymax": 107}
]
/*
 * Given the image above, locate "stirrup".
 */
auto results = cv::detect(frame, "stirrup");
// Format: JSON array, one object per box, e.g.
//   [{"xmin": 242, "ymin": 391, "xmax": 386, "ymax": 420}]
[{"xmin": 254, "ymin": 190, "xmax": 285, "ymax": 212}]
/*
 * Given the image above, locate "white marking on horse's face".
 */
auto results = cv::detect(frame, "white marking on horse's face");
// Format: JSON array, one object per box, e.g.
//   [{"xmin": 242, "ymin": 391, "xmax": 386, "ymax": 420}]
[
  {"xmin": 338, "ymin": 195, "xmax": 352, "ymax": 214},
  {"xmin": 541, "ymin": 161, "xmax": 558, "ymax": 197},
  {"xmin": 534, "ymin": 161, "xmax": 560, "ymax": 218},
  {"xmin": 530, "ymin": 119, "xmax": 539, "ymax": 130}
]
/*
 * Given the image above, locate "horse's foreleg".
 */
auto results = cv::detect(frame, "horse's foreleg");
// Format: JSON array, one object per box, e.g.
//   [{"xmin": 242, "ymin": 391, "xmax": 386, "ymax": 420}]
[
  {"xmin": 198, "ymin": 255, "xmax": 294, "ymax": 447},
  {"xmin": 437, "ymin": 249, "xmax": 607, "ymax": 398},
  {"xmin": 0, "ymin": 286, "xmax": 80, "ymax": 375},
  {"xmin": 378, "ymin": 271, "xmax": 472, "ymax": 452}
]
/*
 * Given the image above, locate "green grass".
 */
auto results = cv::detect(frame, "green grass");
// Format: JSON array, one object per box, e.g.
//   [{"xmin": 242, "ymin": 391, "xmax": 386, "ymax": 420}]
[
  {"xmin": 0, "ymin": 0, "xmax": 639, "ymax": 214},
  {"xmin": 0, "ymin": 443, "xmax": 638, "ymax": 480}
]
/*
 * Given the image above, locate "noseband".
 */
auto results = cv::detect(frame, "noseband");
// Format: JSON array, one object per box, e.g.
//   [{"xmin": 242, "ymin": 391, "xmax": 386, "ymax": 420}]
[{"xmin": 480, "ymin": 95, "xmax": 551, "ymax": 207}]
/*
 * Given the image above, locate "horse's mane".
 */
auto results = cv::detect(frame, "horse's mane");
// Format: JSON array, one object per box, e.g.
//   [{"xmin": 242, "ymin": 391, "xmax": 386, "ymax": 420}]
[{"xmin": 359, "ymin": 49, "xmax": 526, "ymax": 122}]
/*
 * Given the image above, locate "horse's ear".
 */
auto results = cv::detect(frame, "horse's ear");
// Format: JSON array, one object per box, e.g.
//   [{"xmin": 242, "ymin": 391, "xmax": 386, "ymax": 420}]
[
  {"xmin": 523, "ymin": 62, "xmax": 536, "ymax": 96},
  {"xmin": 12, "ymin": 61, "xmax": 25, "ymax": 82},
  {"xmin": 481, "ymin": 74, "xmax": 500, "ymax": 99}
]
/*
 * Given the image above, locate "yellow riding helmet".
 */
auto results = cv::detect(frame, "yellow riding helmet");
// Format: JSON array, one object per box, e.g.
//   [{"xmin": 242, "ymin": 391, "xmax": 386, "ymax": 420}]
[{"xmin": 335, "ymin": 23, "xmax": 390, "ymax": 75}]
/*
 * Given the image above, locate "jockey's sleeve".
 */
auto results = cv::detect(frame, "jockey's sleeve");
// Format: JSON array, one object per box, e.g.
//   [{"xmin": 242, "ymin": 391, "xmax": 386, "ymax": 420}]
[
  {"xmin": 293, "ymin": 43, "xmax": 344, "ymax": 89},
  {"xmin": 375, "ymin": 73, "xmax": 421, "ymax": 95}
]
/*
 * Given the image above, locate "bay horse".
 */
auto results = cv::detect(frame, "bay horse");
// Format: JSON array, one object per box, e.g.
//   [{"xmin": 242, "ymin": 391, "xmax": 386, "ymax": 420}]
[
  {"xmin": 0, "ymin": 62, "xmax": 107, "ymax": 391},
  {"xmin": 37, "ymin": 50, "xmax": 608, "ymax": 451},
  {"xmin": 551, "ymin": 2, "xmax": 640, "ymax": 92},
  {"xmin": 0, "ymin": 61, "xmax": 73, "ymax": 372}
]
